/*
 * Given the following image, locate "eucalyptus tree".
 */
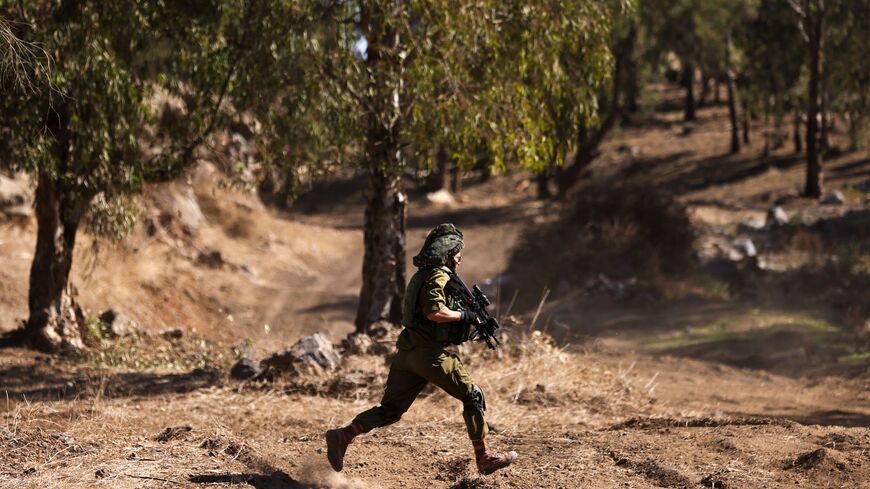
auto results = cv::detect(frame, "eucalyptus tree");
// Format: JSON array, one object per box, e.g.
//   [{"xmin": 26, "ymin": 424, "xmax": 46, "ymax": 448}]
[
  {"xmin": 0, "ymin": 1, "xmax": 249, "ymax": 352},
  {"xmin": 737, "ymin": 0, "xmax": 805, "ymax": 155},
  {"xmin": 788, "ymin": 0, "xmax": 827, "ymax": 197},
  {"xmin": 824, "ymin": 0, "xmax": 870, "ymax": 151},
  {"xmin": 234, "ymin": 0, "xmax": 623, "ymax": 332}
]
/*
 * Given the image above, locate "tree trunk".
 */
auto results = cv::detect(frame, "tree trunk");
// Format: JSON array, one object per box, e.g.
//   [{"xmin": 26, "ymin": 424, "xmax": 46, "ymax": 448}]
[
  {"xmin": 450, "ymin": 165, "xmax": 462, "ymax": 194},
  {"xmin": 26, "ymin": 173, "xmax": 89, "ymax": 352},
  {"xmin": 714, "ymin": 77, "xmax": 722, "ymax": 104},
  {"xmin": 536, "ymin": 158, "xmax": 554, "ymax": 200},
  {"xmin": 355, "ymin": 167, "xmax": 406, "ymax": 332},
  {"xmin": 682, "ymin": 62, "xmax": 696, "ymax": 121},
  {"xmin": 557, "ymin": 24, "xmax": 636, "ymax": 197},
  {"xmin": 804, "ymin": 3, "xmax": 824, "ymax": 198},
  {"xmin": 726, "ymin": 79, "xmax": 740, "ymax": 154},
  {"xmin": 794, "ymin": 111, "xmax": 803, "ymax": 153},
  {"xmin": 354, "ymin": 2, "xmax": 407, "ymax": 333},
  {"xmin": 820, "ymin": 80, "xmax": 830, "ymax": 154},
  {"xmin": 762, "ymin": 104, "xmax": 770, "ymax": 158},
  {"xmin": 698, "ymin": 72, "xmax": 710, "ymax": 108},
  {"xmin": 427, "ymin": 146, "xmax": 449, "ymax": 192},
  {"xmin": 742, "ymin": 102, "xmax": 751, "ymax": 145},
  {"xmin": 726, "ymin": 33, "xmax": 740, "ymax": 154}
]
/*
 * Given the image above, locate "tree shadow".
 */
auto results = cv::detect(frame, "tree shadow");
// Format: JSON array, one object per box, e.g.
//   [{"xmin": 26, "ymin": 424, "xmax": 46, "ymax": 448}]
[
  {"xmin": 406, "ymin": 201, "xmax": 536, "ymax": 230},
  {"xmin": 299, "ymin": 295, "xmax": 358, "ymax": 315},
  {"xmin": 0, "ymin": 362, "xmax": 222, "ymax": 402},
  {"xmin": 189, "ymin": 471, "xmax": 303, "ymax": 489}
]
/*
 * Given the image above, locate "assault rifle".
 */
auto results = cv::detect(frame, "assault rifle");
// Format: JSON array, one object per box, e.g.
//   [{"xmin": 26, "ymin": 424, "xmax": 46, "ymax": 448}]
[{"xmin": 445, "ymin": 274, "xmax": 501, "ymax": 350}]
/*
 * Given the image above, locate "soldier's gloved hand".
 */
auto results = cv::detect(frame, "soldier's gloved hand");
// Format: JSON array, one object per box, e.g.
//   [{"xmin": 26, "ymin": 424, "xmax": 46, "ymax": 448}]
[{"xmin": 460, "ymin": 310, "xmax": 480, "ymax": 325}]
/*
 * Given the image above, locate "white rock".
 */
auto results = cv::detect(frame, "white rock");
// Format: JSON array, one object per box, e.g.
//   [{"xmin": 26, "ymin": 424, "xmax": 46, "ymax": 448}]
[
  {"xmin": 732, "ymin": 237, "xmax": 757, "ymax": 258},
  {"xmin": 821, "ymin": 191, "xmax": 845, "ymax": 205},
  {"xmin": 425, "ymin": 188, "xmax": 456, "ymax": 206},
  {"xmin": 766, "ymin": 206, "xmax": 789, "ymax": 227}
]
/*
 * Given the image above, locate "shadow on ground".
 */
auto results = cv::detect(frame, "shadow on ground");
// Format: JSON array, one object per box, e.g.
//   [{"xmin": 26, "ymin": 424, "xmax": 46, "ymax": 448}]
[
  {"xmin": 0, "ymin": 359, "xmax": 222, "ymax": 403},
  {"xmin": 189, "ymin": 471, "xmax": 302, "ymax": 489}
]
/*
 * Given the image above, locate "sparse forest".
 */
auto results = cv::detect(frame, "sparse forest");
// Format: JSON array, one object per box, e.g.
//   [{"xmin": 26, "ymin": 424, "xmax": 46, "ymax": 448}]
[{"xmin": 0, "ymin": 1, "xmax": 868, "ymax": 488}]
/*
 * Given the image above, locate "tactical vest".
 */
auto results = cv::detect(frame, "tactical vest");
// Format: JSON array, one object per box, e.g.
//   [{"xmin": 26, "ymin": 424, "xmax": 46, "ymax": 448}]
[{"xmin": 401, "ymin": 266, "xmax": 471, "ymax": 346}]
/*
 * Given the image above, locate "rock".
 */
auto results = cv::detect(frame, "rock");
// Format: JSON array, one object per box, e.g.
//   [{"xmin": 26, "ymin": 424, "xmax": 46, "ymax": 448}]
[
  {"xmin": 617, "ymin": 144, "xmax": 640, "ymax": 157},
  {"xmin": 766, "ymin": 206, "xmax": 789, "ymax": 227},
  {"xmin": 425, "ymin": 188, "xmax": 456, "ymax": 206},
  {"xmin": 153, "ymin": 184, "xmax": 205, "ymax": 235},
  {"xmin": 229, "ymin": 112, "xmax": 260, "ymax": 140},
  {"xmin": 262, "ymin": 332, "xmax": 341, "ymax": 375},
  {"xmin": 154, "ymin": 425, "xmax": 193, "ymax": 443},
  {"xmin": 160, "ymin": 327, "xmax": 184, "ymax": 339},
  {"xmin": 98, "ymin": 309, "xmax": 139, "ymax": 337},
  {"xmin": 367, "ymin": 341, "xmax": 394, "ymax": 357},
  {"xmin": 0, "ymin": 174, "xmax": 32, "ymax": 219},
  {"xmin": 786, "ymin": 448, "xmax": 845, "ymax": 471},
  {"xmin": 196, "ymin": 249, "xmax": 224, "ymax": 269},
  {"xmin": 737, "ymin": 218, "xmax": 765, "ymax": 233},
  {"xmin": 732, "ymin": 237, "xmax": 757, "ymax": 258},
  {"xmin": 230, "ymin": 358, "xmax": 261, "ymax": 380},
  {"xmin": 821, "ymin": 191, "xmax": 845, "ymax": 205},
  {"xmin": 343, "ymin": 333, "xmax": 373, "ymax": 355}
]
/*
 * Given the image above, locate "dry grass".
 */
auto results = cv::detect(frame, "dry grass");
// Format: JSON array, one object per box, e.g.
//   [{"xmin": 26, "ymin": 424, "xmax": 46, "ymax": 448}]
[{"xmin": 0, "ymin": 329, "xmax": 659, "ymax": 488}]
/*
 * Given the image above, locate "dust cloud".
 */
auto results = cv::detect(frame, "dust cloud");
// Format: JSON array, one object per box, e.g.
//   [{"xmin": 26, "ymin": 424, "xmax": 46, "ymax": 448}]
[{"xmin": 298, "ymin": 457, "xmax": 372, "ymax": 489}]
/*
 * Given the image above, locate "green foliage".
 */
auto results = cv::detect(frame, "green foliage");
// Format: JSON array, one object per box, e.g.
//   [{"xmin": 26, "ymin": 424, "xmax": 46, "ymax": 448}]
[
  {"xmin": 228, "ymin": 0, "xmax": 624, "ymax": 188},
  {"xmin": 0, "ymin": 0, "xmax": 244, "ymax": 212},
  {"xmin": 825, "ymin": 0, "xmax": 870, "ymax": 148},
  {"xmin": 736, "ymin": 0, "xmax": 806, "ymax": 120}
]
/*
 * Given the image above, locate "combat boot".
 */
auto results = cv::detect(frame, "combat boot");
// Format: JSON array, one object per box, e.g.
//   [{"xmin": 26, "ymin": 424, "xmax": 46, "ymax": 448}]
[
  {"xmin": 472, "ymin": 438, "xmax": 518, "ymax": 475},
  {"xmin": 325, "ymin": 422, "xmax": 363, "ymax": 471}
]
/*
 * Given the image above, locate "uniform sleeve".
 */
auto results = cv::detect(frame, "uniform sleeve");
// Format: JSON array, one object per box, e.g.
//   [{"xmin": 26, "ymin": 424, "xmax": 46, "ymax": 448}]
[{"xmin": 419, "ymin": 269, "xmax": 451, "ymax": 314}]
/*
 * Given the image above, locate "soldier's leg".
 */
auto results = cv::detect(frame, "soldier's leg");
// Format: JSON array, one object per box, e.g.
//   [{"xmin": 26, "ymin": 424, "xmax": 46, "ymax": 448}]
[
  {"xmin": 352, "ymin": 363, "xmax": 428, "ymax": 431},
  {"xmin": 327, "ymin": 350, "xmax": 428, "ymax": 472},
  {"xmin": 407, "ymin": 349, "xmax": 488, "ymax": 440},
  {"xmin": 408, "ymin": 349, "xmax": 516, "ymax": 475}
]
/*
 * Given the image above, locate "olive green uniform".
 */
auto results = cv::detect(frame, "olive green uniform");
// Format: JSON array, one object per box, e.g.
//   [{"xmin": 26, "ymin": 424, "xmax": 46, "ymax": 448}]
[{"xmin": 352, "ymin": 267, "xmax": 488, "ymax": 440}]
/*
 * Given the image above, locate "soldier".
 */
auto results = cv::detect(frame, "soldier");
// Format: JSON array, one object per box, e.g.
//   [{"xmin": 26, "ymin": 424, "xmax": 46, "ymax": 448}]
[{"xmin": 326, "ymin": 224, "xmax": 517, "ymax": 475}]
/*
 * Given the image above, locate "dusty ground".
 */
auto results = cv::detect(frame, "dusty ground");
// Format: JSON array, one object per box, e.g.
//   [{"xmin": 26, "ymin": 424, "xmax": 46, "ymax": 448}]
[{"xmin": 1, "ymin": 84, "xmax": 869, "ymax": 488}]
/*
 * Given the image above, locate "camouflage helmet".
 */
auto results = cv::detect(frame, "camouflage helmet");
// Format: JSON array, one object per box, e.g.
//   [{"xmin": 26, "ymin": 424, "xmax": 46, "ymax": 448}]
[{"xmin": 412, "ymin": 223, "xmax": 464, "ymax": 268}]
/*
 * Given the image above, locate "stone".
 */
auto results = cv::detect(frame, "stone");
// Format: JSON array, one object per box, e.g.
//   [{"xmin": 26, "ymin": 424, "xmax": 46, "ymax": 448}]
[
  {"xmin": 197, "ymin": 249, "xmax": 224, "ymax": 269},
  {"xmin": 732, "ymin": 237, "xmax": 757, "ymax": 258},
  {"xmin": 262, "ymin": 332, "xmax": 341, "ymax": 376},
  {"xmin": 821, "ymin": 191, "xmax": 845, "ymax": 205},
  {"xmin": 153, "ymin": 184, "xmax": 205, "ymax": 235},
  {"xmin": 98, "ymin": 309, "xmax": 139, "ymax": 337},
  {"xmin": 0, "ymin": 174, "xmax": 32, "ymax": 219},
  {"xmin": 343, "ymin": 333, "xmax": 373, "ymax": 356},
  {"xmin": 154, "ymin": 425, "xmax": 193, "ymax": 443},
  {"xmin": 766, "ymin": 206, "xmax": 789, "ymax": 227},
  {"xmin": 425, "ymin": 188, "xmax": 456, "ymax": 206},
  {"xmin": 737, "ymin": 218, "xmax": 765, "ymax": 233},
  {"xmin": 230, "ymin": 358, "xmax": 261, "ymax": 380},
  {"xmin": 160, "ymin": 327, "xmax": 184, "ymax": 339}
]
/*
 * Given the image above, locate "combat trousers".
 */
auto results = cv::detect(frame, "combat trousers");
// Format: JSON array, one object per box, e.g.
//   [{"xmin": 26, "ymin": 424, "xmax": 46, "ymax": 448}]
[{"xmin": 352, "ymin": 346, "xmax": 488, "ymax": 440}]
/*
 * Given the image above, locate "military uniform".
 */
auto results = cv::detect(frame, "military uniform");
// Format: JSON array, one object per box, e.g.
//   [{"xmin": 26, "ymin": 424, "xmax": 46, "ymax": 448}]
[
  {"xmin": 326, "ymin": 224, "xmax": 515, "ymax": 475},
  {"xmin": 353, "ymin": 266, "xmax": 487, "ymax": 440}
]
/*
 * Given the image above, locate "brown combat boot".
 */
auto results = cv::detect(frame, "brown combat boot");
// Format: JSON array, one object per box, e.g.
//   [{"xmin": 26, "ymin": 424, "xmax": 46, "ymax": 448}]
[
  {"xmin": 325, "ymin": 422, "xmax": 363, "ymax": 471},
  {"xmin": 473, "ymin": 438, "xmax": 518, "ymax": 475}
]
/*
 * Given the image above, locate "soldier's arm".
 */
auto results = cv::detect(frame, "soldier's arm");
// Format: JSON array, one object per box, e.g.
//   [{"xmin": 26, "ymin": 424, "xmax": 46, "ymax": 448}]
[
  {"xmin": 422, "ymin": 270, "xmax": 464, "ymax": 323},
  {"xmin": 426, "ymin": 306, "xmax": 462, "ymax": 323}
]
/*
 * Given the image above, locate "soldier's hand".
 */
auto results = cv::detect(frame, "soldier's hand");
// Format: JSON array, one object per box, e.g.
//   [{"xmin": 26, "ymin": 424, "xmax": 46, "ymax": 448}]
[{"xmin": 460, "ymin": 310, "xmax": 480, "ymax": 325}]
